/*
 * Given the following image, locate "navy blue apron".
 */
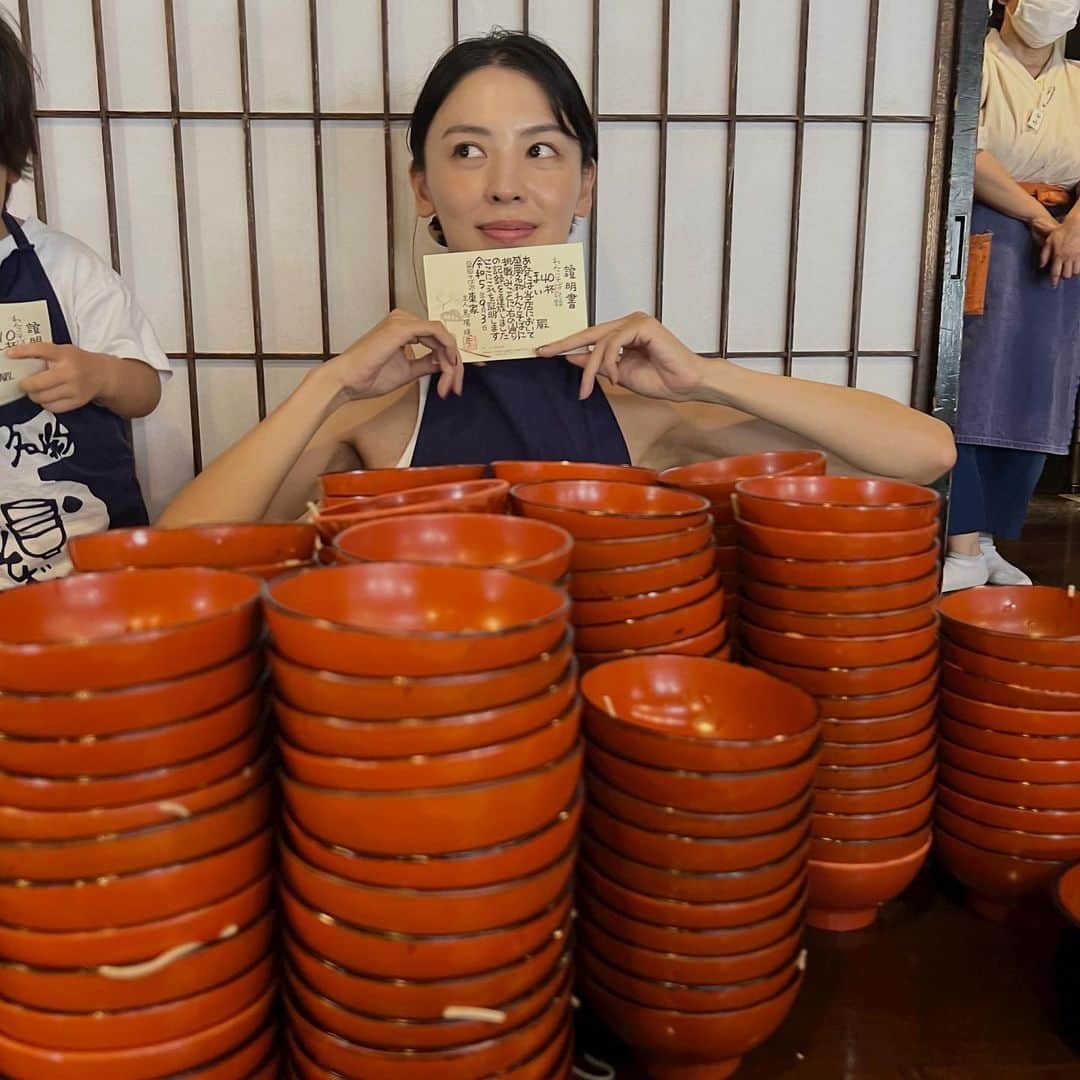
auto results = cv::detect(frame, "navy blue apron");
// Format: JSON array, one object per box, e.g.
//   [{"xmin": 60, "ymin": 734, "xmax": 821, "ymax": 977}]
[
  {"xmin": 411, "ymin": 356, "xmax": 631, "ymax": 466},
  {"xmin": 955, "ymin": 201, "xmax": 1080, "ymax": 455},
  {"xmin": 0, "ymin": 212, "xmax": 147, "ymax": 586}
]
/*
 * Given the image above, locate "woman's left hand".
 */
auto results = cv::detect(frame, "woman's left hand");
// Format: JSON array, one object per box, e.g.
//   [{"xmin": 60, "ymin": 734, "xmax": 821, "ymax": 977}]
[
  {"xmin": 1040, "ymin": 218, "xmax": 1080, "ymax": 287},
  {"xmin": 537, "ymin": 313, "xmax": 705, "ymax": 401}
]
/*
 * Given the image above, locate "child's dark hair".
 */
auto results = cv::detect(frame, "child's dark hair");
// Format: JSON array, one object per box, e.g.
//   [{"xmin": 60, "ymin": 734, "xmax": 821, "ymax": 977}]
[
  {"xmin": 0, "ymin": 16, "xmax": 37, "ymax": 188},
  {"xmin": 408, "ymin": 30, "xmax": 597, "ymax": 172}
]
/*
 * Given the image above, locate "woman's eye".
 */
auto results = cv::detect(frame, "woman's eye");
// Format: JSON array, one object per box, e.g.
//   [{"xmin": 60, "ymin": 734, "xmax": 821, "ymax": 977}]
[
  {"xmin": 528, "ymin": 143, "xmax": 557, "ymax": 159},
  {"xmin": 453, "ymin": 143, "xmax": 483, "ymax": 159}
]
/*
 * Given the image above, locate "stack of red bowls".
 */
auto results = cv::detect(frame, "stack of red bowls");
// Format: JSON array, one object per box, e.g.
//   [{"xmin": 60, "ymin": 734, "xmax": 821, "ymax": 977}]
[
  {"xmin": 68, "ymin": 521, "xmax": 318, "ymax": 580},
  {"xmin": 733, "ymin": 475, "xmax": 942, "ymax": 931},
  {"xmin": 314, "ymin": 478, "xmax": 510, "ymax": 544},
  {"xmin": 510, "ymin": 480, "xmax": 728, "ymax": 670},
  {"xmin": 0, "ymin": 568, "xmax": 275, "ymax": 1078},
  {"xmin": 332, "ymin": 512, "xmax": 573, "ymax": 586},
  {"xmin": 576, "ymin": 656, "xmax": 817, "ymax": 1079},
  {"xmin": 264, "ymin": 563, "xmax": 578, "ymax": 1078},
  {"xmin": 660, "ymin": 450, "xmax": 827, "ymax": 624},
  {"xmin": 936, "ymin": 586, "xmax": 1080, "ymax": 920}
]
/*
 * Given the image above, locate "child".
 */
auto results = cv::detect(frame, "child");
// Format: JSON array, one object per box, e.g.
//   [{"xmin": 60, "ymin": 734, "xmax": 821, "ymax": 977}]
[{"xmin": 0, "ymin": 17, "xmax": 169, "ymax": 587}]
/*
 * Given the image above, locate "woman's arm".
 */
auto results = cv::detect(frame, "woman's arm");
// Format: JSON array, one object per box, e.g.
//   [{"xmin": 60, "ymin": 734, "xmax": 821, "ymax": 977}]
[
  {"xmin": 158, "ymin": 310, "xmax": 464, "ymax": 527},
  {"xmin": 974, "ymin": 149, "xmax": 1057, "ymax": 234},
  {"xmin": 539, "ymin": 314, "xmax": 957, "ymax": 485}
]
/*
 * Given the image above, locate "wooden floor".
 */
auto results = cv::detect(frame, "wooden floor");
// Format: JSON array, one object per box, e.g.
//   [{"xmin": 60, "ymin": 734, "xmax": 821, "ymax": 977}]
[{"xmin": 574, "ymin": 497, "xmax": 1080, "ymax": 1079}]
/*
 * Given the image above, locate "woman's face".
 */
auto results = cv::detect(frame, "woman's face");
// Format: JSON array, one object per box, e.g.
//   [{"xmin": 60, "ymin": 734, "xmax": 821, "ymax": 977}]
[{"xmin": 410, "ymin": 66, "xmax": 596, "ymax": 253}]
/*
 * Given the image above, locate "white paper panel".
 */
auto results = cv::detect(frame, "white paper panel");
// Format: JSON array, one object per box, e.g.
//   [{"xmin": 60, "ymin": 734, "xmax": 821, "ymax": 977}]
[
  {"xmin": 174, "ymin": 0, "xmax": 241, "ymax": 111},
  {"xmin": 28, "ymin": 0, "xmax": 97, "ymax": 110},
  {"xmin": 662, "ymin": 123, "xmax": 727, "ymax": 353},
  {"xmin": 874, "ymin": 0, "xmax": 937, "ymax": 116},
  {"xmin": 598, "ymin": 0, "xmax": 661, "ymax": 114},
  {"xmin": 668, "ymin": 0, "xmax": 731, "ymax": 115},
  {"xmin": 390, "ymin": 122, "xmax": 428, "ymax": 316},
  {"xmin": 38, "ymin": 119, "xmax": 110, "ymax": 262},
  {"xmin": 793, "ymin": 123, "xmax": 861, "ymax": 351},
  {"xmin": 458, "ymin": 0, "xmax": 522, "ymax": 38},
  {"xmin": 265, "ymin": 359, "xmax": 320, "ymax": 412},
  {"xmin": 727, "ymin": 124, "xmax": 795, "ymax": 353},
  {"xmin": 182, "ymin": 122, "xmax": 255, "ymax": 352},
  {"xmin": 736, "ymin": 0, "xmax": 799, "ymax": 116},
  {"xmin": 855, "ymin": 355, "xmax": 914, "ymax": 405},
  {"xmin": 805, "ymin": 0, "xmax": 869, "ymax": 115},
  {"xmin": 733, "ymin": 357, "xmax": 784, "ymax": 376},
  {"xmin": 595, "ymin": 124, "xmax": 658, "ymax": 323},
  {"xmin": 134, "ymin": 360, "xmax": 193, "ymax": 522},
  {"xmin": 323, "ymin": 122, "xmax": 390, "ymax": 352},
  {"xmin": 792, "ymin": 356, "xmax": 849, "ymax": 385},
  {"xmin": 317, "ymin": 0, "xmax": 383, "ymax": 113},
  {"xmin": 251, "ymin": 122, "xmax": 322, "ymax": 352},
  {"xmin": 247, "ymin": 0, "xmax": 312, "ymax": 112},
  {"xmin": 196, "ymin": 361, "xmax": 261, "ymax": 465},
  {"xmin": 529, "ymin": 0, "xmax": 593, "ymax": 110},
  {"xmin": 388, "ymin": 0, "xmax": 452, "ymax": 114},
  {"xmin": 859, "ymin": 124, "xmax": 928, "ymax": 352},
  {"xmin": 101, "ymin": 0, "xmax": 169, "ymax": 110},
  {"xmin": 111, "ymin": 121, "xmax": 184, "ymax": 353}
]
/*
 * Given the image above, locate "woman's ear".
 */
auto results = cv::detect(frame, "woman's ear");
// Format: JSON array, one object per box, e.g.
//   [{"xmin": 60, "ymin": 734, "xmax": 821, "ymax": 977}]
[
  {"xmin": 575, "ymin": 161, "xmax": 597, "ymax": 219},
  {"xmin": 409, "ymin": 165, "xmax": 436, "ymax": 218}
]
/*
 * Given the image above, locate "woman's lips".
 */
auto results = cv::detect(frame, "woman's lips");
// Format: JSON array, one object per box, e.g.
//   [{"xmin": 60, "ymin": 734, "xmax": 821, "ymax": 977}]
[{"xmin": 478, "ymin": 223, "xmax": 538, "ymax": 244}]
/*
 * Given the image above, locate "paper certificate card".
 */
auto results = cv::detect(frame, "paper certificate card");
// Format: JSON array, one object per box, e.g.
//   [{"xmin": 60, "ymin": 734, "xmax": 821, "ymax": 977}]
[
  {"xmin": 423, "ymin": 242, "xmax": 588, "ymax": 362},
  {"xmin": 0, "ymin": 300, "xmax": 49, "ymax": 406}
]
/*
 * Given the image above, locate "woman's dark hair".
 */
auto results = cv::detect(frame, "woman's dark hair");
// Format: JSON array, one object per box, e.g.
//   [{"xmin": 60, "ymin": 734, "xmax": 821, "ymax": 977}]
[
  {"xmin": 989, "ymin": 1, "xmax": 1005, "ymax": 29},
  {"xmin": 408, "ymin": 30, "xmax": 597, "ymax": 172},
  {"xmin": 0, "ymin": 16, "xmax": 36, "ymax": 183}
]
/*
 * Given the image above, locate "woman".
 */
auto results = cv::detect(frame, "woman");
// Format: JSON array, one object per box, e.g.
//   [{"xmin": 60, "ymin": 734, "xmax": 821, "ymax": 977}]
[
  {"xmin": 944, "ymin": 0, "xmax": 1080, "ymax": 592},
  {"xmin": 160, "ymin": 32, "xmax": 954, "ymax": 528}
]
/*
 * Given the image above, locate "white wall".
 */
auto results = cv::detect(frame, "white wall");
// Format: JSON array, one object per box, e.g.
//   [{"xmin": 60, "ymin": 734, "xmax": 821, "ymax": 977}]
[{"xmin": 1, "ymin": 0, "xmax": 942, "ymax": 519}]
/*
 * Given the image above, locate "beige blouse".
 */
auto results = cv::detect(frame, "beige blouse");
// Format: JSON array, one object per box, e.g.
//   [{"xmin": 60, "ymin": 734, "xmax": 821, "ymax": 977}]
[{"xmin": 978, "ymin": 29, "xmax": 1080, "ymax": 188}]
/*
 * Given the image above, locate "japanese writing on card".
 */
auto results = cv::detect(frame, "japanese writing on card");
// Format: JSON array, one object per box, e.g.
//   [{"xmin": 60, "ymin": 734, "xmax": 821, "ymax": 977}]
[
  {"xmin": 0, "ymin": 301, "xmax": 50, "ymax": 406},
  {"xmin": 424, "ymin": 242, "xmax": 588, "ymax": 362}
]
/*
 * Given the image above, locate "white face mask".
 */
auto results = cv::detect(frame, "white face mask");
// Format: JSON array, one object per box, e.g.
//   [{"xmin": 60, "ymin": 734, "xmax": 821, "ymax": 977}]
[{"xmin": 1011, "ymin": 0, "xmax": 1080, "ymax": 49}]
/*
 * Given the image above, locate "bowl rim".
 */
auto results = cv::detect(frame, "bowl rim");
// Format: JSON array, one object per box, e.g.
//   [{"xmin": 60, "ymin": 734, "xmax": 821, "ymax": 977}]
[
  {"xmin": 510, "ymin": 479, "xmax": 712, "ymax": 521},
  {"xmin": 265, "ymin": 563, "xmax": 570, "ymax": 642},
  {"xmin": 572, "ymin": 517, "xmax": 715, "ymax": 549},
  {"xmin": 740, "ymin": 542, "xmax": 941, "ymax": 573},
  {"xmin": 934, "ymin": 822, "xmax": 1068, "ymax": 865},
  {"xmin": 333, "ymin": 512, "xmax": 574, "ymax": 574},
  {"xmin": 282, "ymin": 882, "xmax": 573, "ymax": 945},
  {"xmin": 278, "ymin": 741, "xmax": 582, "ymax": 800},
  {"xmin": 937, "ymin": 802, "xmax": 1080, "ymax": 844},
  {"xmin": 587, "ymin": 735, "xmax": 821, "ymax": 782},
  {"xmin": 732, "ymin": 474, "xmax": 941, "ymax": 510},
  {"xmin": 578, "ymin": 961, "xmax": 803, "ymax": 1020},
  {"xmin": 283, "ymin": 782, "xmax": 580, "ymax": 855},
  {"xmin": 319, "ymin": 478, "xmax": 510, "ymax": 519},
  {"xmin": 733, "ymin": 513, "xmax": 940, "ymax": 541},
  {"xmin": 267, "ymin": 630, "xmax": 573, "ymax": 691},
  {"xmin": 580, "ymin": 831, "xmax": 812, "ymax": 884},
  {"xmin": 273, "ymin": 663, "xmax": 576, "ymax": 732},
  {"xmin": 0, "ymin": 567, "xmax": 262, "ymax": 650},
  {"xmin": 659, "ymin": 450, "xmax": 827, "ymax": 488},
  {"xmin": 939, "ymin": 585, "xmax": 1080, "ymax": 646},
  {"xmin": 280, "ymin": 838, "xmax": 577, "ymax": 902}
]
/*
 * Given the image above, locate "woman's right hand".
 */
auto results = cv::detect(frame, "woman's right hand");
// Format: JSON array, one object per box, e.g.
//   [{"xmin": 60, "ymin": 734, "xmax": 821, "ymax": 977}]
[{"xmin": 327, "ymin": 309, "xmax": 465, "ymax": 401}]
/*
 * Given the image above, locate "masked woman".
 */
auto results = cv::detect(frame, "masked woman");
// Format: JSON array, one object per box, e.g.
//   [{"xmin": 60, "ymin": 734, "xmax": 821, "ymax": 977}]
[
  {"xmin": 944, "ymin": 0, "xmax": 1080, "ymax": 591},
  {"xmin": 160, "ymin": 31, "xmax": 954, "ymax": 527}
]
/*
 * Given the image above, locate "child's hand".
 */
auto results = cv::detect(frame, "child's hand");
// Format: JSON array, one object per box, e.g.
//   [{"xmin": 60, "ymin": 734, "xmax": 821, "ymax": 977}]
[{"xmin": 11, "ymin": 343, "xmax": 109, "ymax": 413}]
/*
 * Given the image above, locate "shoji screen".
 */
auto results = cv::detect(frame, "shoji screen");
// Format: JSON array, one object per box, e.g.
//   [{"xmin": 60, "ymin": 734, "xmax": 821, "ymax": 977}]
[{"xmin": 2, "ymin": 0, "xmax": 949, "ymax": 519}]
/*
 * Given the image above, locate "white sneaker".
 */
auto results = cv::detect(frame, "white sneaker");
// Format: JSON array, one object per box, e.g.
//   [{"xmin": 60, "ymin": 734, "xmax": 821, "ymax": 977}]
[
  {"xmin": 942, "ymin": 552, "xmax": 990, "ymax": 593},
  {"xmin": 979, "ymin": 536, "xmax": 1033, "ymax": 586}
]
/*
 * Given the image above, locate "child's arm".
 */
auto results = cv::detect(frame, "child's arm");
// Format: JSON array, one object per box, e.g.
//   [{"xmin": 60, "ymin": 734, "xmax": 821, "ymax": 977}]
[{"xmin": 9, "ymin": 342, "xmax": 161, "ymax": 417}]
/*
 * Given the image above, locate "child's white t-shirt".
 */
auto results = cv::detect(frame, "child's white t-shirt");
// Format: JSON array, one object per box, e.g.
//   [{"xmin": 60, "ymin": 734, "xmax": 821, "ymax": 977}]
[
  {"xmin": 0, "ymin": 217, "xmax": 171, "ymax": 377},
  {"xmin": 0, "ymin": 217, "xmax": 170, "ymax": 589}
]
